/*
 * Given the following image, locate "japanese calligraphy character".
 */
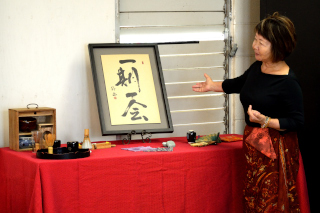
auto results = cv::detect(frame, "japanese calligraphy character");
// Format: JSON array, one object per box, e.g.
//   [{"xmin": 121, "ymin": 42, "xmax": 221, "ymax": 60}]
[
  {"xmin": 122, "ymin": 92, "xmax": 148, "ymax": 121},
  {"xmin": 130, "ymin": 108, "xmax": 149, "ymax": 121},
  {"xmin": 115, "ymin": 59, "xmax": 141, "ymax": 92}
]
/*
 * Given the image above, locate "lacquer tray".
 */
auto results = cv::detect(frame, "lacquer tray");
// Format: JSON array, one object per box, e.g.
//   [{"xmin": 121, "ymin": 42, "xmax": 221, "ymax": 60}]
[{"xmin": 36, "ymin": 147, "xmax": 90, "ymax": 159}]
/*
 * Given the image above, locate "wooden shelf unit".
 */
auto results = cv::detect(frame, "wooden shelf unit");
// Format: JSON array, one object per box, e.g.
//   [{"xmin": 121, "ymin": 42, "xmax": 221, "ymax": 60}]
[{"xmin": 9, "ymin": 107, "xmax": 56, "ymax": 151}]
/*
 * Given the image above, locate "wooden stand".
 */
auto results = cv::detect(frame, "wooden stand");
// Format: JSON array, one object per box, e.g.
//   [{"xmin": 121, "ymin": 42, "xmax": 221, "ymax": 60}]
[{"xmin": 9, "ymin": 107, "xmax": 56, "ymax": 151}]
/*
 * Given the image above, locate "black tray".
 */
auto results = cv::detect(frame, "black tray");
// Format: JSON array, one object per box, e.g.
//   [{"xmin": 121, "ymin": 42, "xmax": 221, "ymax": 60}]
[{"xmin": 36, "ymin": 147, "xmax": 90, "ymax": 159}]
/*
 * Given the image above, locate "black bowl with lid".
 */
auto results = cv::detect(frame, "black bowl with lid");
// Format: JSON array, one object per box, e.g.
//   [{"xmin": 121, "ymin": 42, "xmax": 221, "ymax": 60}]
[{"xmin": 19, "ymin": 117, "xmax": 37, "ymax": 132}]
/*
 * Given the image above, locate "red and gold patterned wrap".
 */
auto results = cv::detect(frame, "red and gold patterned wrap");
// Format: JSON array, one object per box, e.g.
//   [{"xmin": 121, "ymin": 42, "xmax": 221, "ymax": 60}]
[{"xmin": 243, "ymin": 125, "xmax": 300, "ymax": 213}]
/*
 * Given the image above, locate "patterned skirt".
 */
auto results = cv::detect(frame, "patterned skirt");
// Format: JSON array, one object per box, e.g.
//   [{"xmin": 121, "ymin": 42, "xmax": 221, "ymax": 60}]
[{"xmin": 243, "ymin": 125, "xmax": 300, "ymax": 213}]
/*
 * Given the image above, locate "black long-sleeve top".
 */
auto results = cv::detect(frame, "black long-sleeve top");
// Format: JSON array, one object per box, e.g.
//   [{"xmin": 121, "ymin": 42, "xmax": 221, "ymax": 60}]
[{"xmin": 222, "ymin": 61, "xmax": 304, "ymax": 131}]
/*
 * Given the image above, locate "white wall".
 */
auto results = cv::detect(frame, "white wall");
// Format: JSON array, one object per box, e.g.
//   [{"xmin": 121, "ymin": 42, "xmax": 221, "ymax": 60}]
[
  {"xmin": 229, "ymin": 0, "xmax": 260, "ymax": 134},
  {"xmin": 0, "ymin": 0, "xmax": 115, "ymax": 147},
  {"xmin": 0, "ymin": 0, "xmax": 260, "ymax": 148}
]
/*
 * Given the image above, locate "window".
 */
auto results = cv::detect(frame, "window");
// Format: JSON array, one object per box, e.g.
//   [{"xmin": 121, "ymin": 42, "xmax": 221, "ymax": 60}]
[{"xmin": 116, "ymin": 0, "xmax": 232, "ymax": 137}]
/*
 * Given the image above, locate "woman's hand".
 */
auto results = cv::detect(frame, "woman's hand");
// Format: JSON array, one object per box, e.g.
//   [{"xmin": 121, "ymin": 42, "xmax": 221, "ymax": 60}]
[
  {"xmin": 247, "ymin": 105, "xmax": 266, "ymax": 126},
  {"xmin": 247, "ymin": 105, "xmax": 284, "ymax": 130},
  {"xmin": 192, "ymin": 74, "xmax": 223, "ymax": 92}
]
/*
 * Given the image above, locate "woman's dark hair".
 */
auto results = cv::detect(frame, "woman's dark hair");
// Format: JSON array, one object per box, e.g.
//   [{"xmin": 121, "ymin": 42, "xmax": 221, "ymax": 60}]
[{"xmin": 255, "ymin": 12, "xmax": 296, "ymax": 62}]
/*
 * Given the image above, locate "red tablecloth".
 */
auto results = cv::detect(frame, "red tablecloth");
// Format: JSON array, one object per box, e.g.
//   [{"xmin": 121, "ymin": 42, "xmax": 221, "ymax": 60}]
[{"xmin": 0, "ymin": 136, "xmax": 310, "ymax": 213}]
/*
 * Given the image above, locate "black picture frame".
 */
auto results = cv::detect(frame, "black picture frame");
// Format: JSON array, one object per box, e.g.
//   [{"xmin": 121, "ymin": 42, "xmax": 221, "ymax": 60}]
[{"xmin": 88, "ymin": 43, "xmax": 173, "ymax": 136}]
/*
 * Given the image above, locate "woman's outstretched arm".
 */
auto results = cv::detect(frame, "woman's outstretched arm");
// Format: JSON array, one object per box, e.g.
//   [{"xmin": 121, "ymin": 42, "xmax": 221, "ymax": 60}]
[{"xmin": 192, "ymin": 73, "xmax": 224, "ymax": 92}]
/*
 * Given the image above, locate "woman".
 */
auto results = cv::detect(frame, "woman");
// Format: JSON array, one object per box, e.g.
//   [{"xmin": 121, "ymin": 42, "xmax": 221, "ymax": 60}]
[{"xmin": 192, "ymin": 12, "xmax": 303, "ymax": 212}]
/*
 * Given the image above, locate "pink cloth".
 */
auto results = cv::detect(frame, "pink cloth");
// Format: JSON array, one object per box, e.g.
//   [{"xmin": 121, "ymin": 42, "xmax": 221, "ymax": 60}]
[{"xmin": 244, "ymin": 127, "xmax": 277, "ymax": 159}]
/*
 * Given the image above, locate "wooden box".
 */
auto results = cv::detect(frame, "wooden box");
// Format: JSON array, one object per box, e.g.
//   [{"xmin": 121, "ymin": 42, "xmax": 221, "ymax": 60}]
[{"xmin": 9, "ymin": 107, "xmax": 56, "ymax": 151}]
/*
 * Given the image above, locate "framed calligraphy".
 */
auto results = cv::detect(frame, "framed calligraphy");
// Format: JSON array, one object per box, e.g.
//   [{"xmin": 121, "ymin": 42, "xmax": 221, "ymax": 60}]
[{"xmin": 88, "ymin": 43, "xmax": 173, "ymax": 136}]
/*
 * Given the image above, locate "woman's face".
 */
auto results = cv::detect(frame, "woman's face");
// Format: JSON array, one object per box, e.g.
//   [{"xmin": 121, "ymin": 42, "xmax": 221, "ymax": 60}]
[{"xmin": 252, "ymin": 33, "xmax": 273, "ymax": 63}]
